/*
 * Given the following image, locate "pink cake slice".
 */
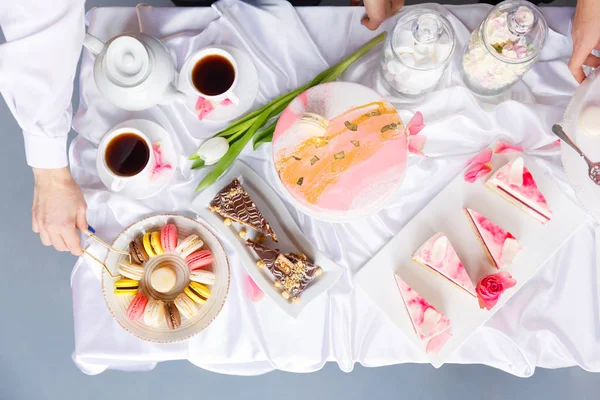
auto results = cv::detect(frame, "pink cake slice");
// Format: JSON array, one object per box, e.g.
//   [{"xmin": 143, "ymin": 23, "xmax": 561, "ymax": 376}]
[
  {"xmin": 412, "ymin": 233, "xmax": 476, "ymax": 297},
  {"xmin": 486, "ymin": 157, "xmax": 552, "ymax": 224},
  {"xmin": 394, "ymin": 275, "xmax": 452, "ymax": 354},
  {"xmin": 464, "ymin": 208, "xmax": 522, "ymax": 269}
]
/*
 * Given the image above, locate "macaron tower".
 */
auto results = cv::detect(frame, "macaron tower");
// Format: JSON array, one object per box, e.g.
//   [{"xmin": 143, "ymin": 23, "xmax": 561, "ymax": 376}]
[{"xmin": 117, "ymin": 222, "xmax": 217, "ymax": 330}]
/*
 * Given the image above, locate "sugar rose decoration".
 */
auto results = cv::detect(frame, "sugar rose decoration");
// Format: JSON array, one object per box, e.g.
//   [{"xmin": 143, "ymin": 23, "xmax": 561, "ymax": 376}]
[{"xmin": 476, "ymin": 271, "xmax": 517, "ymax": 310}]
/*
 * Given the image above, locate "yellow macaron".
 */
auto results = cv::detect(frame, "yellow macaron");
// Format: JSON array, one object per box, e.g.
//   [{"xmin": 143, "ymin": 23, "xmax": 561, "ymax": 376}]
[
  {"xmin": 150, "ymin": 231, "xmax": 164, "ymax": 256},
  {"xmin": 184, "ymin": 281, "xmax": 211, "ymax": 304},
  {"xmin": 142, "ymin": 232, "xmax": 156, "ymax": 258},
  {"xmin": 113, "ymin": 279, "xmax": 139, "ymax": 296}
]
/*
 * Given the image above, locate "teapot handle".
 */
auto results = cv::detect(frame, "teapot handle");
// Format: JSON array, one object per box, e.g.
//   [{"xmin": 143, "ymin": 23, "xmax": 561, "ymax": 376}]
[{"xmin": 83, "ymin": 33, "xmax": 106, "ymax": 56}]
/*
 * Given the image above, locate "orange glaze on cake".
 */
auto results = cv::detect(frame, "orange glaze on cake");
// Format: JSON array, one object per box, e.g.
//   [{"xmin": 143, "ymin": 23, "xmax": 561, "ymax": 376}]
[{"xmin": 275, "ymin": 101, "xmax": 404, "ymax": 206}]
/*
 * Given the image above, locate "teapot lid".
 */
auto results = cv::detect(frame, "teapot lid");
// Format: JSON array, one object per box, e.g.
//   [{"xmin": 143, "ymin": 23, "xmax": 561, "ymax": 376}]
[{"xmin": 105, "ymin": 36, "xmax": 150, "ymax": 86}]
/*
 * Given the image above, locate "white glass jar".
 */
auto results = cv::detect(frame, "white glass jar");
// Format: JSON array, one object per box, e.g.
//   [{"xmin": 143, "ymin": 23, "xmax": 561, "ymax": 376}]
[
  {"xmin": 461, "ymin": 0, "xmax": 548, "ymax": 96},
  {"xmin": 380, "ymin": 9, "xmax": 455, "ymax": 98}
]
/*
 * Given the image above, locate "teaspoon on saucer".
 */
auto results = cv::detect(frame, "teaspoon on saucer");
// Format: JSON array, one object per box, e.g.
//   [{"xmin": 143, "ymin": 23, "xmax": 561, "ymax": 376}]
[{"xmin": 552, "ymin": 124, "xmax": 600, "ymax": 186}]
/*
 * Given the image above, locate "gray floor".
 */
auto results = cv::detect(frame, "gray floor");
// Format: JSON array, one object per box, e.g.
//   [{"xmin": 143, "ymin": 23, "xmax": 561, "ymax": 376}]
[{"xmin": 0, "ymin": 0, "xmax": 595, "ymax": 399}]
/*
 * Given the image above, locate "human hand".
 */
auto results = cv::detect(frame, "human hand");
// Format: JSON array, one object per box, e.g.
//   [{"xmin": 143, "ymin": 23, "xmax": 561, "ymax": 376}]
[
  {"xmin": 32, "ymin": 167, "xmax": 88, "ymax": 256},
  {"xmin": 568, "ymin": 0, "xmax": 600, "ymax": 83},
  {"xmin": 358, "ymin": 0, "xmax": 405, "ymax": 31}
]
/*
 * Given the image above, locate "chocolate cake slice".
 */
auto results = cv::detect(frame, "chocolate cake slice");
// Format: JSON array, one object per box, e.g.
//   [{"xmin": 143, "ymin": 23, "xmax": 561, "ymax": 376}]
[
  {"xmin": 209, "ymin": 178, "xmax": 278, "ymax": 242},
  {"xmin": 246, "ymin": 239, "xmax": 322, "ymax": 301}
]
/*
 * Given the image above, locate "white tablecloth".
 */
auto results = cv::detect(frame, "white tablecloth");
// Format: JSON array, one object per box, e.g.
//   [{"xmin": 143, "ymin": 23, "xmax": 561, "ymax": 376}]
[{"xmin": 70, "ymin": 0, "xmax": 600, "ymax": 377}]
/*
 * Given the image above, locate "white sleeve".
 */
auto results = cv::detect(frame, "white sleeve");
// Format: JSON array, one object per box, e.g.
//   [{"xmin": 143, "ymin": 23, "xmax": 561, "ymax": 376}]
[{"xmin": 0, "ymin": 0, "xmax": 85, "ymax": 169}]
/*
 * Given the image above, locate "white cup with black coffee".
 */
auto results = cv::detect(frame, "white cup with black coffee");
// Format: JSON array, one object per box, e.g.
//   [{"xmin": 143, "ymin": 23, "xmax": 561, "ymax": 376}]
[
  {"xmin": 97, "ymin": 127, "xmax": 155, "ymax": 192},
  {"xmin": 186, "ymin": 48, "xmax": 240, "ymax": 105}
]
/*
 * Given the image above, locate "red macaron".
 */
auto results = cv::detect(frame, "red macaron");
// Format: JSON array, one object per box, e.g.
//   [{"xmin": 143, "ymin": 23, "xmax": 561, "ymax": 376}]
[
  {"xmin": 161, "ymin": 224, "xmax": 179, "ymax": 253},
  {"xmin": 126, "ymin": 292, "xmax": 149, "ymax": 321},
  {"xmin": 185, "ymin": 250, "xmax": 214, "ymax": 271}
]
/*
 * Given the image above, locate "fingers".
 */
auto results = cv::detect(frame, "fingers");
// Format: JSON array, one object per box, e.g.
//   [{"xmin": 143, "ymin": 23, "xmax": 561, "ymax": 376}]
[
  {"xmin": 584, "ymin": 54, "xmax": 600, "ymax": 68},
  {"xmin": 362, "ymin": 0, "xmax": 387, "ymax": 30},
  {"xmin": 62, "ymin": 227, "xmax": 83, "ymax": 256},
  {"xmin": 76, "ymin": 205, "xmax": 88, "ymax": 233},
  {"xmin": 390, "ymin": 0, "xmax": 404, "ymax": 13},
  {"xmin": 568, "ymin": 54, "xmax": 588, "ymax": 84},
  {"xmin": 569, "ymin": 38, "xmax": 597, "ymax": 83},
  {"xmin": 50, "ymin": 233, "xmax": 69, "ymax": 252},
  {"xmin": 39, "ymin": 230, "xmax": 52, "ymax": 247},
  {"xmin": 362, "ymin": 0, "xmax": 404, "ymax": 31},
  {"xmin": 32, "ymin": 213, "xmax": 40, "ymax": 233}
]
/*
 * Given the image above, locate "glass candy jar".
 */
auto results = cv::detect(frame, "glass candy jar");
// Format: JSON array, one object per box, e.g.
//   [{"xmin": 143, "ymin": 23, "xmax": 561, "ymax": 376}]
[
  {"xmin": 461, "ymin": 0, "xmax": 548, "ymax": 96},
  {"xmin": 380, "ymin": 9, "xmax": 455, "ymax": 98}
]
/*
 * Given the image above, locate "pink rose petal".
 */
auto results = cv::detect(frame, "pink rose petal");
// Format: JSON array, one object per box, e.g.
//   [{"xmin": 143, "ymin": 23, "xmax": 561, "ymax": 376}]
[
  {"xmin": 408, "ymin": 135, "xmax": 427, "ymax": 156},
  {"xmin": 476, "ymin": 271, "xmax": 517, "ymax": 310},
  {"xmin": 426, "ymin": 331, "xmax": 453, "ymax": 355},
  {"xmin": 493, "ymin": 141, "xmax": 524, "ymax": 154},
  {"xmin": 406, "ymin": 111, "xmax": 425, "ymax": 136},
  {"xmin": 243, "ymin": 274, "xmax": 264, "ymax": 303},
  {"xmin": 220, "ymin": 98, "xmax": 233, "ymax": 106},
  {"xmin": 467, "ymin": 148, "xmax": 493, "ymax": 166},
  {"xmin": 464, "ymin": 162, "xmax": 492, "ymax": 183},
  {"xmin": 150, "ymin": 142, "xmax": 172, "ymax": 181},
  {"xmin": 195, "ymin": 96, "xmax": 214, "ymax": 121}
]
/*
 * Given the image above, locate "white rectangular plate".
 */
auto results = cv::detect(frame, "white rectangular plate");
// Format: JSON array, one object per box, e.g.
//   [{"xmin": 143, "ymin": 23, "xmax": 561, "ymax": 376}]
[
  {"xmin": 191, "ymin": 161, "xmax": 343, "ymax": 318},
  {"xmin": 355, "ymin": 153, "xmax": 588, "ymax": 368}
]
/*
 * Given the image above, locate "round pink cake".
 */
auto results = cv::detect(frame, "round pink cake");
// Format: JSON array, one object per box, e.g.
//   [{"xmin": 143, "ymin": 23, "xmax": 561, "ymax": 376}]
[{"xmin": 272, "ymin": 82, "xmax": 408, "ymax": 221}]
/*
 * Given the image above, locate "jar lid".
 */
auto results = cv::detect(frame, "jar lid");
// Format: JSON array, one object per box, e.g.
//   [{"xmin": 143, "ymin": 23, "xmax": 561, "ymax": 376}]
[
  {"xmin": 482, "ymin": 0, "xmax": 548, "ymax": 64},
  {"xmin": 105, "ymin": 36, "xmax": 150, "ymax": 87},
  {"xmin": 391, "ymin": 9, "xmax": 456, "ymax": 70}
]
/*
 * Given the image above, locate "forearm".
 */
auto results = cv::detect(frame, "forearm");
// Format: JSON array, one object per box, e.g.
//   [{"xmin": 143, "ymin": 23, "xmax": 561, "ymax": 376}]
[{"xmin": 0, "ymin": 0, "xmax": 86, "ymax": 168}]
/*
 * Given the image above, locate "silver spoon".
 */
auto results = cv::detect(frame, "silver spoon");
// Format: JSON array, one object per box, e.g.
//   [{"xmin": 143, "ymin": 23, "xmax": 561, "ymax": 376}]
[{"xmin": 552, "ymin": 124, "xmax": 600, "ymax": 186}]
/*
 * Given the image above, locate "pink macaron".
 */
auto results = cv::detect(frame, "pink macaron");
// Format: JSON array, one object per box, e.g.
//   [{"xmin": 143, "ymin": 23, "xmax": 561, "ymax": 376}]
[
  {"xmin": 161, "ymin": 224, "xmax": 179, "ymax": 253},
  {"xmin": 126, "ymin": 292, "xmax": 149, "ymax": 321},
  {"xmin": 185, "ymin": 250, "xmax": 214, "ymax": 271}
]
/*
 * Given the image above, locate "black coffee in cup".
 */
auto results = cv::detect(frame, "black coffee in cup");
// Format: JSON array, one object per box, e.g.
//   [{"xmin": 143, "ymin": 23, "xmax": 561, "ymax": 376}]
[
  {"xmin": 191, "ymin": 54, "xmax": 235, "ymax": 96},
  {"xmin": 105, "ymin": 133, "xmax": 150, "ymax": 177}
]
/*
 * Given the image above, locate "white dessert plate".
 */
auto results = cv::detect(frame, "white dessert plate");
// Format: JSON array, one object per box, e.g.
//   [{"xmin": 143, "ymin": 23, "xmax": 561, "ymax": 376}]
[
  {"xmin": 96, "ymin": 119, "xmax": 178, "ymax": 200},
  {"xmin": 178, "ymin": 45, "xmax": 259, "ymax": 122},
  {"xmin": 191, "ymin": 161, "xmax": 343, "ymax": 319},
  {"xmin": 355, "ymin": 153, "xmax": 588, "ymax": 368},
  {"xmin": 101, "ymin": 214, "xmax": 230, "ymax": 343},
  {"xmin": 562, "ymin": 68, "xmax": 600, "ymax": 223}
]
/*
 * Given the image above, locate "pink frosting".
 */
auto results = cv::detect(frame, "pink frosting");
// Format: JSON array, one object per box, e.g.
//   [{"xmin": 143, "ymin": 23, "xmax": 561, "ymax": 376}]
[
  {"xmin": 466, "ymin": 208, "xmax": 520, "ymax": 269},
  {"xmin": 413, "ymin": 233, "xmax": 476, "ymax": 296},
  {"xmin": 315, "ymin": 145, "xmax": 405, "ymax": 211},
  {"xmin": 273, "ymin": 83, "xmax": 407, "ymax": 216},
  {"xmin": 490, "ymin": 158, "xmax": 551, "ymax": 217},
  {"xmin": 425, "ymin": 331, "xmax": 453, "ymax": 355},
  {"xmin": 395, "ymin": 275, "xmax": 451, "ymax": 343}
]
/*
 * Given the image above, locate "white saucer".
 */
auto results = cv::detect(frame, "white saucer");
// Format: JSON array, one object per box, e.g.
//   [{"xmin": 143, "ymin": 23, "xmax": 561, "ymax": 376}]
[
  {"xmin": 177, "ymin": 45, "xmax": 259, "ymax": 122},
  {"xmin": 96, "ymin": 119, "xmax": 178, "ymax": 200}
]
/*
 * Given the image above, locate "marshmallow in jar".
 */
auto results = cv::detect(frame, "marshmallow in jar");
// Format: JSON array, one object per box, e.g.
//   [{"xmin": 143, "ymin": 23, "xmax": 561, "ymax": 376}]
[
  {"xmin": 461, "ymin": 0, "xmax": 548, "ymax": 96},
  {"xmin": 380, "ymin": 9, "xmax": 455, "ymax": 97}
]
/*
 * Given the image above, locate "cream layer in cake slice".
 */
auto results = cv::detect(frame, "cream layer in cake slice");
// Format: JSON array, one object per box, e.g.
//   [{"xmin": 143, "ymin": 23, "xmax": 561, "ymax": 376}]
[
  {"xmin": 486, "ymin": 157, "xmax": 552, "ymax": 224},
  {"xmin": 464, "ymin": 208, "xmax": 522, "ymax": 269},
  {"xmin": 412, "ymin": 233, "xmax": 476, "ymax": 297},
  {"xmin": 394, "ymin": 275, "xmax": 452, "ymax": 354}
]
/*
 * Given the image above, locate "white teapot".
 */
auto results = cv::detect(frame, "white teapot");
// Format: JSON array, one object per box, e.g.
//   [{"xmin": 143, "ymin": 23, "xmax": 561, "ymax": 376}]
[{"xmin": 84, "ymin": 32, "xmax": 187, "ymax": 111}]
